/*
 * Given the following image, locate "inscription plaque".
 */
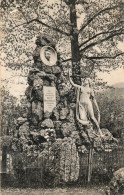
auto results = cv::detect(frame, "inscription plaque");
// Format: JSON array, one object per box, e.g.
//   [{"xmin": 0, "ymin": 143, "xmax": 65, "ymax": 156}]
[{"xmin": 43, "ymin": 86, "xmax": 56, "ymax": 112}]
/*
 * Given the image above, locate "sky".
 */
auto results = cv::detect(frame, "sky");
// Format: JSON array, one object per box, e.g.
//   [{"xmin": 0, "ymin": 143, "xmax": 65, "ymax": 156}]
[{"xmin": 1, "ymin": 66, "xmax": 124, "ymax": 101}]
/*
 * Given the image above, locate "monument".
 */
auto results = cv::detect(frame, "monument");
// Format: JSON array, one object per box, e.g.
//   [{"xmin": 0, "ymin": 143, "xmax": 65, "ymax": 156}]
[{"xmin": 11, "ymin": 35, "xmax": 118, "ymax": 185}]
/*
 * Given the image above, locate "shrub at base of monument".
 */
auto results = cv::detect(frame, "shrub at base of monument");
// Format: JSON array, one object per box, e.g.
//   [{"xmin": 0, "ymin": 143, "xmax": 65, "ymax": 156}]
[{"xmin": 36, "ymin": 138, "xmax": 79, "ymax": 184}]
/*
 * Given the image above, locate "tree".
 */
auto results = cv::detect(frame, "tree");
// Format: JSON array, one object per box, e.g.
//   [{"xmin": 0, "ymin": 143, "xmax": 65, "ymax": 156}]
[{"xmin": 1, "ymin": 0, "xmax": 124, "ymax": 83}]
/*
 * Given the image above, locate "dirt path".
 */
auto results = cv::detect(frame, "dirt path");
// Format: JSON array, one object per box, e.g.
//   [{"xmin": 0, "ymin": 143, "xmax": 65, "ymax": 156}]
[{"xmin": 1, "ymin": 186, "xmax": 106, "ymax": 195}]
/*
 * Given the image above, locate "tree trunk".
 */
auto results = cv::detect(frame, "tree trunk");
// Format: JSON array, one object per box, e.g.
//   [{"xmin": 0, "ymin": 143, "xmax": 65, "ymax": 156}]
[{"xmin": 70, "ymin": 1, "xmax": 81, "ymax": 84}]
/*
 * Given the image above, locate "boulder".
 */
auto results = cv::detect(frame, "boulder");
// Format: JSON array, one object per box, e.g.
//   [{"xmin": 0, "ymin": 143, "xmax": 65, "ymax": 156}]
[
  {"xmin": 52, "ymin": 107, "xmax": 60, "ymax": 120},
  {"xmin": 17, "ymin": 117, "xmax": 27, "ymax": 125},
  {"xmin": 71, "ymin": 131, "xmax": 82, "ymax": 146},
  {"xmin": 41, "ymin": 119, "xmax": 54, "ymax": 128},
  {"xmin": 19, "ymin": 122, "xmax": 30, "ymax": 138},
  {"xmin": 32, "ymin": 100, "xmax": 43, "ymax": 121},
  {"xmin": 108, "ymin": 167, "xmax": 124, "ymax": 195},
  {"xmin": 59, "ymin": 107, "xmax": 69, "ymax": 120},
  {"xmin": 36, "ymin": 138, "xmax": 79, "ymax": 183},
  {"xmin": 78, "ymin": 145, "xmax": 88, "ymax": 153},
  {"xmin": 67, "ymin": 108, "xmax": 75, "ymax": 122},
  {"xmin": 53, "ymin": 121, "xmax": 63, "ymax": 138},
  {"xmin": 52, "ymin": 66, "xmax": 61, "ymax": 74},
  {"xmin": 61, "ymin": 122, "xmax": 76, "ymax": 137}
]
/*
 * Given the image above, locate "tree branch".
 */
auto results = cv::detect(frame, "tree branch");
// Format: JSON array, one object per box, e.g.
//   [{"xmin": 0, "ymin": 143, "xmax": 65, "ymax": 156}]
[
  {"xmin": 79, "ymin": 5, "xmax": 122, "ymax": 33},
  {"xmin": 79, "ymin": 21, "xmax": 124, "ymax": 48},
  {"xmin": 14, "ymin": 18, "xmax": 70, "ymax": 36},
  {"xmin": 83, "ymin": 53, "xmax": 124, "ymax": 60},
  {"xmin": 80, "ymin": 30, "xmax": 124, "ymax": 53},
  {"xmin": 61, "ymin": 58, "xmax": 72, "ymax": 62}
]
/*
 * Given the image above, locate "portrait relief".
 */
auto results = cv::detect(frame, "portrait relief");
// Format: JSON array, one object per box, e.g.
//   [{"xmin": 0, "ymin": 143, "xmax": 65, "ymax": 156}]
[{"xmin": 1, "ymin": 0, "xmax": 124, "ymax": 194}]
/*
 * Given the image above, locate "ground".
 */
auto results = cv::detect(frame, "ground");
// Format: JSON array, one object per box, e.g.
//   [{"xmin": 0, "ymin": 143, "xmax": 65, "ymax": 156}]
[{"xmin": 1, "ymin": 186, "xmax": 106, "ymax": 195}]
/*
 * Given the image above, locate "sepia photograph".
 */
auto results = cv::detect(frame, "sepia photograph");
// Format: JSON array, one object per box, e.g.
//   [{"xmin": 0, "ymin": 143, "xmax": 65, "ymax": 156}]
[{"xmin": 0, "ymin": 0, "xmax": 124, "ymax": 194}]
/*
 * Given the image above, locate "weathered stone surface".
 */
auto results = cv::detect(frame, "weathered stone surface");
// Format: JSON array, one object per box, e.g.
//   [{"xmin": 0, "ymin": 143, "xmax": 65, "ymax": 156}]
[
  {"xmin": 19, "ymin": 122, "xmax": 30, "ymax": 135},
  {"xmin": 42, "ymin": 65, "xmax": 53, "ymax": 74},
  {"xmin": 52, "ymin": 107, "xmax": 60, "ymax": 120},
  {"xmin": 17, "ymin": 117, "xmax": 27, "ymax": 125},
  {"xmin": 53, "ymin": 121, "xmax": 63, "ymax": 138},
  {"xmin": 61, "ymin": 122, "xmax": 76, "ymax": 137},
  {"xmin": 18, "ymin": 122, "xmax": 30, "ymax": 142},
  {"xmin": 59, "ymin": 107, "xmax": 69, "ymax": 120},
  {"xmin": 33, "ymin": 45, "xmax": 41, "ymax": 57},
  {"xmin": 27, "ymin": 68, "xmax": 40, "ymax": 85},
  {"xmin": 69, "ymin": 103, "xmax": 76, "ymax": 109},
  {"xmin": 52, "ymin": 66, "xmax": 61, "ymax": 74},
  {"xmin": 33, "ymin": 77, "xmax": 43, "ymax": 91},
  {"xmin": 41, "ymin": 119, "xmax": 54, "ymax": 128},
  {"xmin": 108, "ymin": 167, "xmax": 124, "ymax": 195},
  {"xmin": 67, "ymin": 108, "xmax": 75, "ymax": 122},
  {"xmin": 58, "ymin": 81, "xmax": 72, "ymax": 96},
  {"xmin": 25, "ymin": 86, "xmax": 33, "ymax": 101},
  {"xmin": 71, "ymin": 131, "xmax": 82, "ymax": 146},
  {"xmin": 101, "ymin": 128, "xmax": 118, "ymax": 143},
  {"xmin": 57, "ymin": 74, "xmax": 72, "ymax": 96},
  {"xmin": 44, "ymin": 111, "xmax": 52, "ymax": 119},
  {"xmin": 45, "ymin": 128, "xmax": 56, "ymax": 142},
  {"xmin": 56, "ymin": 89, "xmax": 60, "ymax": 104},
  {"xmin": 30, "ymin": 131, "xmax": 47, "ymax": 144},
  {"xmin": 78, "ymin": 145, "xmax": 88, "ymax": 153},
  {"xmin": 80, "ymin": 129, "xmax": 91, "ymax": 144},
  {"xmin": 32, "ymin": 100, "xmax": 43, "ymax": 121},
  {"xmin": 43, "ymin": 79, "xmax": 50, "ymax": 86},
  {"xmin": 36, "ymin": 138, "xmax": 79, "ymax": 183}
]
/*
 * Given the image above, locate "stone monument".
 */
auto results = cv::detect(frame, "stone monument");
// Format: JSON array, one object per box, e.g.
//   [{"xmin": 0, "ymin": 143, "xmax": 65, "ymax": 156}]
[{"xmin": 11, "ymin": 35, "xmax": 118, "ymax": 185}]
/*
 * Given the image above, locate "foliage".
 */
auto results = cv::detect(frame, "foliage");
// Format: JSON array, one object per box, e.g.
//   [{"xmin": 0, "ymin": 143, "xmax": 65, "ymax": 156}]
[
  {"xmin": 96, "ymin": 88, "xmax": 124, "ymax": 137},
  {"xmin": 0, "ymin": 0, "xmax": 124, "ymax": 82},
  {"xmin": 1, "ymin": 87, "xmax": 29, "ymax": 136}
]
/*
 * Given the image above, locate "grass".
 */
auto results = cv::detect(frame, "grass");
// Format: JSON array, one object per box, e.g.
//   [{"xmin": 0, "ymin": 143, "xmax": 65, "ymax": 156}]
[{"xmin": 1, "ymin": 186, "xmax": 106, "ymax": 195}]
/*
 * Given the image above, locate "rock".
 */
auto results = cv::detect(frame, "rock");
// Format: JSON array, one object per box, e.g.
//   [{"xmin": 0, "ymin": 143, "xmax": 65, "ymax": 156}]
[
  {"xmin": 36, "ymin": 138, "xmax": 79, "ymax": 183},
  {"xmin": 52, "ymin": 66, "xmax": 61, "ymax": 74},
  {"xmin": 33, "ymin": 61, "xmax": 43, "ymax": 70},
  {"xmin": 58, "ymin": 81, "xmax": 72, "ymax": 96},
  {"xmin": 67, "ymin": 108, "xmax": 75, "ymax": 122},
  {"xmin": 44, "ymin": 111, "xmax": 52, "ymax": 119},
  {"xmin": 52, "ymin": 107, "xmax": 60, "ymax": 120},
  {"xmin": 59, "ymin": 107, "xmax": 69, "ymax": 120},
  {"xmin": 25, "ymin": 86, "xmax": 33, "ymax": 101},
  {"xmin": 80, "ymin": 129, "xmax": 91, "ymax": 145},
  {"xmin": 78, "ymin": 145, "xmax": 88, "ymax": 153},
  {"xmin": 33, "ymin": 77, "xmax": 43, "ymax": 90},
  {"xmin": 57, "ymin": 74, "xmax": 72, "ymax": 96},
  {"xmin": 17, "ymin": 117, "xmax": 27, "ymax": 125},
  {"xmin": 71, "ymin": 131, "xmax": 82, "ymax": 146},
  {"xmin": 27, "ymin": 68, "xmax": 40, "ymax": 85},
  {"xmin": 101, "ymin": 128, "xmax": 118, "ymax": 143},
  {"xmin": 41, "ymin": 119, "xmax": 54, "ymax": 128},
  {"xmin": 19, "ymin": 122, "xmax": 30, "ymax": 141},
  {"xmin": 55, "ymin": 138, "xmax": 80, "ymax": 183},
  {"xmin": 29, "ymin": 114, "xmax": 40, "ymax": 126},
  {"xmin": 32, "ymin": 100, "xmax": 43, "ymax": 121},
  {"xmin": 109, "ymin": 167, "xmax": 124, "ymax": 194},
  {"xmin": 30, "ymin": 131, "xmax": 47, "ymax": 144},
  {"xmin": 53, "ymin": 121, "xmax": 63, "ymax": 138},
  {"xmin": 61, "ymin": 122, "xmax": 76, "ymax": 137},
  {"xmin": 56, "ymin": 89, "xmax": 60, "ymax": 104},
  {"xmin": 45, "ymin": 128, "xmax": 56, "ymax": 142},
  {"xmin": 33, "ymin": 45, "xmax": 41, "ymax": 57},
  {"xmin": 69, "ymin": 103, "xmax": 76, "ymax": 109},
  {"xmin": 42, "ymin": 65, "xmax": 53, "ymax": 74},
  {"xmin": 43, "ymin": 79, "xmax": 50, "ymax": 86}
]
